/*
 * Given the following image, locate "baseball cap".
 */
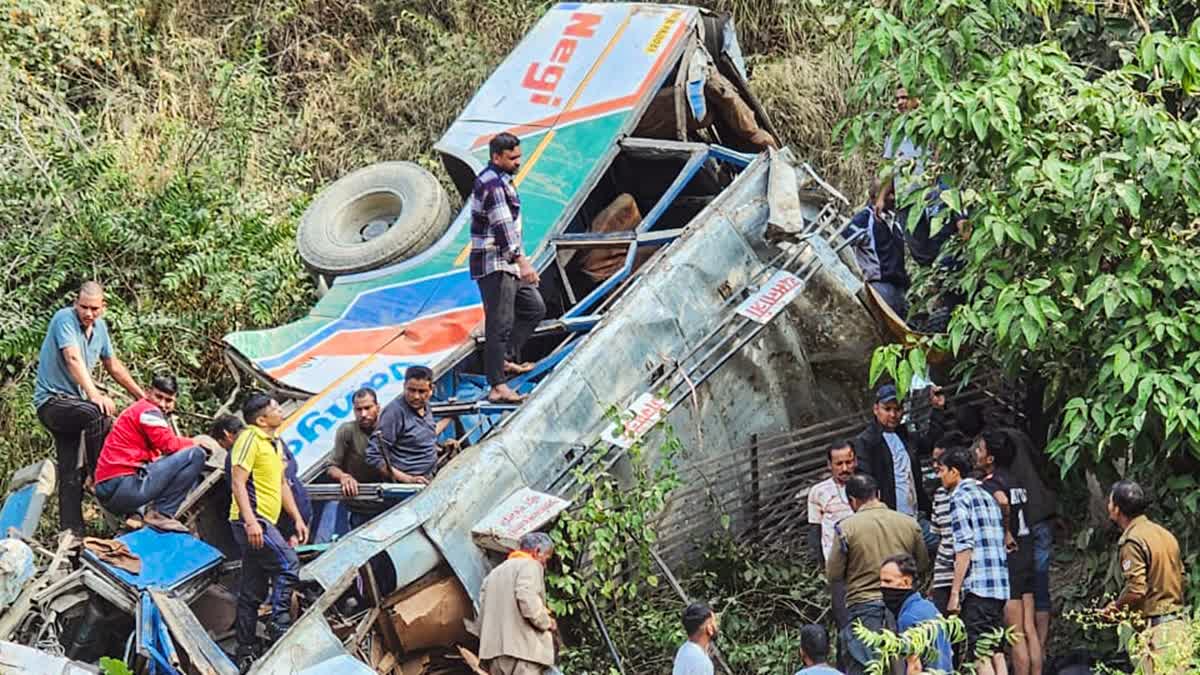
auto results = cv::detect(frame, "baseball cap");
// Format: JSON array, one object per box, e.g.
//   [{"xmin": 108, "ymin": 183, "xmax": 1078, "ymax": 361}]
[{"xmin": 875, "ymin": 384, "xmax": 898, "ymax": 403}]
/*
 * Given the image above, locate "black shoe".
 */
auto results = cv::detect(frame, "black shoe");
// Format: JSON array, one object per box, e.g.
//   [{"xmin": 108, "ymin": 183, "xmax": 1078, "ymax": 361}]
[
  {"xmin": 235, "ymin": 645, "xmax": 258, "ymax": 673},
  {"xmin": 265, "ymin": 621, "xmax": 292, "ymax": 642}
]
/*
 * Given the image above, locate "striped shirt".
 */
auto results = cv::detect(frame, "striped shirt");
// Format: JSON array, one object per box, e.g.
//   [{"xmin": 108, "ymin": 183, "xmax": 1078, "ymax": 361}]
[
  {"xmin": 469, "ymin": 164, "xmax": 523, "ymax": 279},
  {"xmin": 949, "ymin": 478, "xmax": 1010, "ymax": 600},
  {"xmin": 931, "ymin": 487, "xmax": 955, "ymax": 588}
]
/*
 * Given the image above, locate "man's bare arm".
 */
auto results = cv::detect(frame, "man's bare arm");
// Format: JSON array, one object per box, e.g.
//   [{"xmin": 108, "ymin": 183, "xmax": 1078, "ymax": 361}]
[
  {"xmin": 62, "ymin": 345, "xmax": 113, "ymax": 414},
  {"xmin": 102, "ymin": 355, "xmax": 144, "ymax": 400}
]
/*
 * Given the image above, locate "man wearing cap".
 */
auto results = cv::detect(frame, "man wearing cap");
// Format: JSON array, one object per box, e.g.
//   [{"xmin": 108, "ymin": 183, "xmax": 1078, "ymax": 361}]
[
  {"xmin": 1104, "ymin": 480, "xmax": 1190, "ymax": 674},
  {"xmin": 852, "ymin": 384, "xmax": 946, "ymax": 518}
]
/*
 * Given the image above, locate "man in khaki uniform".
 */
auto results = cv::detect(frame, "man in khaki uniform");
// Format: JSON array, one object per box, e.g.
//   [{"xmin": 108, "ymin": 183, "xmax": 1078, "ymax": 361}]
[
  {"xmin": 478, "ymin": 532, "xmax": 557, "ymax": 675},
  {"xmin": 827, "ymin": 473, "xmax": 929, "ymax": 675},
  {"xmin": 1105, "ymin": 480, "xmax": 1190, "ymax": 674}
]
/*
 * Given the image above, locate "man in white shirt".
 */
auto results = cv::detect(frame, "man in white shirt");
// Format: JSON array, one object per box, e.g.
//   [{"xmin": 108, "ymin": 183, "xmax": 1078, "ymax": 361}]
[
  {"xmin": 807, "ymin": 442, "xmax": 857, "ymax": 628},
  {"xmin": 672, "ymin": 602, "xmax": 717, "ymax": 675}
]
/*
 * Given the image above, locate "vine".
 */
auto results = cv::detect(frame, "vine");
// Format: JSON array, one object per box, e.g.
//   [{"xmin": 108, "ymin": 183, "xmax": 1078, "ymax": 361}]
[{"xmin": 547, "ymin": 401, "xmax": 682, "ymax": 617}]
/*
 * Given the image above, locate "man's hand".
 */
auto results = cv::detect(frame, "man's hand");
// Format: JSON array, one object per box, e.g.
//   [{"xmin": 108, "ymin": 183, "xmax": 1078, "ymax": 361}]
[
  {"xmin": 392, "ymin": 470, "xmax": 430, "ymax": 486},
  {"xmin": 517, "ymin": 258, "xmax": 540, "ymax": 285},
  {"xmin": 193, "ymin": 435, "xmax": 222, "ymax": 455},
  {"xmin": 441, "ymin": 438, "xmax": 461, "ymax": 453},
  {"xmin": 339, "ymin": 474, "xmax": 359, "ymax": 497},
  {"xmin": 548, "ymin": 618, "xmax": 558, "ymax": 633},
  {"xmin": 243, "ymin": 518, "xmax": 264, "ymax": 550},
  {"xmin": 956, "ymin": 218, "xmax": 972, "ymax": 241},
  {"xmin": 929, "ymin": 385, "xmax": 946, "ymax": 409},
  {"xmin": 288, "ymin": 534, "xmax": 300, "ymax": 548},
  {"xmin": 1005, "ymin": 531, "xmax": 1018, "ymax": 553},
  {"xmin": 946, "ymin": 589, "xmax": 960, "ymax": 614},
  {"xmin": 90, "ymin": 392, "xmax": 117, "ymax": 416},
  {"xmin": 293, "ymin": 520, "xmax": 309, "ymax": 546}
]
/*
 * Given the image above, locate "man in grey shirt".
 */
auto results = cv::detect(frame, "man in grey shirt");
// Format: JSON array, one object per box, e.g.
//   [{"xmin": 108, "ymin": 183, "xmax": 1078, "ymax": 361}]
[
  {"xmin": 672, "ymin": 602, "xmax": 716, "ymax": 675},
  {"xmin": 365, "ymin": 366, "xmax": 456, "ymax": 485}
]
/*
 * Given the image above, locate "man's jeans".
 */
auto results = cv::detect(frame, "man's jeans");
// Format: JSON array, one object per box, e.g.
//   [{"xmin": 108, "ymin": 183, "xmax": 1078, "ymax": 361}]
[
  {"xmin": 870, "ymin": 280, "xmax": 909, "ymax": 319},
  {"xmin": 1032, "ymin": 519, "xmax": 1054, "ymax": 612},
  {"xmin": 840, "ymin": 600, "xmax": 903, "ymax": 675},
  {"xmin": 477, "ymin": 271, "xmax": 546, "ymax": 386},
  {"xmin": 36, "ymin": 396, "xmax": 112, "ymax": 533},
  {"xmin": 94, "ymin": 447, "xmax": 206, "ymax": 518},
  {"xmin": 230, "ymin": 519, "xmax": 300, "ymax": 650}
]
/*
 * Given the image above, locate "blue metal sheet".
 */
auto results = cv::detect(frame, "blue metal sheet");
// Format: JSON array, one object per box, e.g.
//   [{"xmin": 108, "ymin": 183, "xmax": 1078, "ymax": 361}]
[
  {"xmin": 85, "ymin": 529, "xmax": 223, "ymax": 591},
  {"xmin": 0, "ymin": 486, "xmax": 34, "ymax": 537},
  {"xmin": 139, "ymin": 592, "xmax": 181, "ymax": 675}
]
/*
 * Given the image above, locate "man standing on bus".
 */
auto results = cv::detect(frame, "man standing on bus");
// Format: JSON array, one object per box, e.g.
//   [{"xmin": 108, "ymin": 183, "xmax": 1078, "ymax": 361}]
[{"xmin": 470, "ymin": 132, "xmax": 546, "ymax": 404}]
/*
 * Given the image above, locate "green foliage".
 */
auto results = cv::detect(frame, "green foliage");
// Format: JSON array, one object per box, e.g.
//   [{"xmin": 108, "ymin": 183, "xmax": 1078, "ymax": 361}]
[
  {"xmin": 845, "ymin": 0, "xmax": 1200, "ymax": 479},
  {"xmin": 548, "ymin": 407, "xmax": 682, "ymax": 616},
  {"xmin": 845, "ymin": 2, "xmax": 1200, "ymax": 660},
  {"xmin": 0, "ymin": 0, "xmax": 314, "ymax": 512},
  {"xmin": 559, "ymin": 541, "xmax": 829, "ymax": 674},
  {"xmin": 98, "ymin": 657, "xmax": 133, "ymax": 675},
  {"xmin": 855, "ymin": 616, "xmax": 1008, "ymax": 675}
]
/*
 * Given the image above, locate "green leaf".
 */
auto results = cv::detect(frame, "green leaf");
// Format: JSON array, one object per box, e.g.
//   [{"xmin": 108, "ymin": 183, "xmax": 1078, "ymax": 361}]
[
  {"xmin": 1039, "ymin": 297, "xmax": 1062, "ymax": 321},
  {"xmin": 950, "ymin": 320, "xmax": 967, "ymax": 356},
  {"xmin": 971, "ymin": 108, "xmax": 989, "ymax": 141},
  {"xmin": 1113, "ymin": 347, "xmax": 1130, "ymax": 377},
  {"xmin": 1021, "ymin": 316, "xmax": 1040, "ymax": 348},
  {"xmin": 1104, "ymin": 290, "xmax": 1121, "ymax": 318},
  {"xmin": 895, "ymin": 360, "xmax": 913, "ymax": 400},
  {"xmin": 1023, "ymin": 296, "xmax": 1047, "ymax": 330},
  {"xmin": 1116, "ymin": 182, "xmax": 1142, "ymax": 217},
  {"xmin": 868, "ymin": 347, "xmax": 889, "ymax": 386},
  {"xmin": 907, "ymin": 348, "xmax": 928, "ymax": 381}
]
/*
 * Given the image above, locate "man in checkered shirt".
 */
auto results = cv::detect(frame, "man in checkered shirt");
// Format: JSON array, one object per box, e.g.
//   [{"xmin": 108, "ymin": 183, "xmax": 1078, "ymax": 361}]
[
  {"xmin": 939, "ymin": 446, "xmax": 1010, "ymax": 675},
  {"xmin": 470, "ymin": 132, "xmax": 546, "ymax": 404}
]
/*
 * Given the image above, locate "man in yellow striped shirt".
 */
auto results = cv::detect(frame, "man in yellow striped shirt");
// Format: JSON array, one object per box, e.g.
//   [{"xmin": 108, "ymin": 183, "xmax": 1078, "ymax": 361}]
[{"xmin": 228, "ymin": 393, "xmax": 308, "ymax": 667}]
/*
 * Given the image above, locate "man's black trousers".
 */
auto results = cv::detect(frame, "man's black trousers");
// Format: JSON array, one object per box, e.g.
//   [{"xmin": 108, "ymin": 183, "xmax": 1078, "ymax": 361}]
[
  {"xmin": 36, "ymin": 396, "xmax": 111, "ymax": 533},
  {"xmin": 476, "ymin": 271, "xmax": 546, "ymax": 387}
]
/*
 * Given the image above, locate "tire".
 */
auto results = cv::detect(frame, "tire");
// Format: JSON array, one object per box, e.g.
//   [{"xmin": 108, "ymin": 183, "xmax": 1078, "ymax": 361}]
[{"xmin": 297, "ymin": 161, "xmax": 452, "ymax": 277}]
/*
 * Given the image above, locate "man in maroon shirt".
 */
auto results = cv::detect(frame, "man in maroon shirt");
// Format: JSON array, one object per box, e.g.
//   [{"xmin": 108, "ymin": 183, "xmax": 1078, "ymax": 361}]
[{"xmin": 94, "ymin": 374, "xmax": 208, "ymax": 532}]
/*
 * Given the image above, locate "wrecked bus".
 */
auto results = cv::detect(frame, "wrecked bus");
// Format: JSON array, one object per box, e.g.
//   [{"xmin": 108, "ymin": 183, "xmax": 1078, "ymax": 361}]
[{"xmin": 1, "ymin": 4, "xmax": 882, "ymax": 673}]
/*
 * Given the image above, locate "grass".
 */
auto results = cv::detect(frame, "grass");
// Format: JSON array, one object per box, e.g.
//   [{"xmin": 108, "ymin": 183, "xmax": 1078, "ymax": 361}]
[{"xmin": 0, "ymin": 0, "xmax": 870, "ymax": 534}]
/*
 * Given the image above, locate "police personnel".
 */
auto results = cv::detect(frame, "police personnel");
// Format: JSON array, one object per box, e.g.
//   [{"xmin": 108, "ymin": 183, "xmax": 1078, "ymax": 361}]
[{"xmin": 1104, "ymin": 480, "xmax": 1190, "ymax": 673}]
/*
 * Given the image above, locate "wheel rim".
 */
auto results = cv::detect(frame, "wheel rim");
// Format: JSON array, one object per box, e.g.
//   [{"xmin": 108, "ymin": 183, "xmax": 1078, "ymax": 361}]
[{"xmin": 330, "ymin": 189, "xmax": 405, "ymax": 246}]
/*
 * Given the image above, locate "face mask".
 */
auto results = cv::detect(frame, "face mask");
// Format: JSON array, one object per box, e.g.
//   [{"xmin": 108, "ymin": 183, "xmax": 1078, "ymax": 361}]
[{"xmin": 881, "ymin": 587, "xmax": 914, "ymax": 617}]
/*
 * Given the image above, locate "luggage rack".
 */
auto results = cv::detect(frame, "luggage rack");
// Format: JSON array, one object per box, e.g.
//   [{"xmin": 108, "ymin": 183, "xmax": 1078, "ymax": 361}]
[{"xmin": 548, "ymin": 194, "xmax": 858, "ymax": 499}]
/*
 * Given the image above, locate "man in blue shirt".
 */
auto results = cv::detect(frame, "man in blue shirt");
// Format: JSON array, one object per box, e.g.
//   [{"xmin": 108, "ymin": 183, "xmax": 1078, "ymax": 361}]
[
  {"xmin": 365, "ymin": 366, "xmax": 457, "ymax": 486},
  {"xmin": 34, "ymin": 281, "xmax": 143, "ymax": 534},
  {"xmin": 794, "ymin": 624, "xmax": 842, "ymax": 675},
  {"xmin": 469, "ymin": 132, "xmax": 546, "ymax": 404},
  {"xmin": 880, "ymin": 553, "xmax": 953, "ymax": 673}
]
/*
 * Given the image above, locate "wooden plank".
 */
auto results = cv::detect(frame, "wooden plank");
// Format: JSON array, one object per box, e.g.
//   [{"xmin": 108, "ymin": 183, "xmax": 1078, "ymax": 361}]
[
  {"xmin": 343, "ymin": 607, "xmax": 380, "ymax": 649},
  {"xmin": 149, "ymin": 590, "xmax": 238, "ymax": 675}
]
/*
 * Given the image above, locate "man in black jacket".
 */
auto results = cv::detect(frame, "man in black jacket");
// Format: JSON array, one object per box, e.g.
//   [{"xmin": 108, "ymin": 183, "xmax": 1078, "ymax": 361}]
[{"xmin": 852, "ymin": 383, "xmax": 946, "ymax": 518}]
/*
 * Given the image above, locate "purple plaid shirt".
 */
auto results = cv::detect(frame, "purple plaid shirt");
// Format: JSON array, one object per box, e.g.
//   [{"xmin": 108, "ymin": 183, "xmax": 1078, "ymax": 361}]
[{"xmin": 469, "ymin": 164, "xmax": 523, "ymax": 279}]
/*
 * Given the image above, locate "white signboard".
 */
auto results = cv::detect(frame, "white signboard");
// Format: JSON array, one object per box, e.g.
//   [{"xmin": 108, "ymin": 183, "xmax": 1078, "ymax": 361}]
[
  {"xmin": 471, "ymin": 488, "xmax": 571, "ymax": 553},
  {"xmin": 600, "ymin": 392, "xmax": 669, "ymax": 449},
  {"xmin": 735, "ymin": 269, "xmax": 804, "ymax": 324}
]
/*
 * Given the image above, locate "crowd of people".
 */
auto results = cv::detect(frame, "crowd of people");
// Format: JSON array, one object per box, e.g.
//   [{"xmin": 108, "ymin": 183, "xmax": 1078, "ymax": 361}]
[
  {"xmin": 29, "ymin": 282, "xmax": 466, "ymax": 667},
  {"xmin": 665, "ymin": 383, "xmax": 1189, "ymax": 675},
  {"xmin": 23, "ymin": 101, "xmax": 1192, "ymax": 675}
]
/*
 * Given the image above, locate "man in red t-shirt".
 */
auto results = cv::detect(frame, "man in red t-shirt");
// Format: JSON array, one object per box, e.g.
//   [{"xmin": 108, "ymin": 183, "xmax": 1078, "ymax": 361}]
[{"xmin": 94, "ymin": 374, "xmax": 208, "ymax": 532}]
